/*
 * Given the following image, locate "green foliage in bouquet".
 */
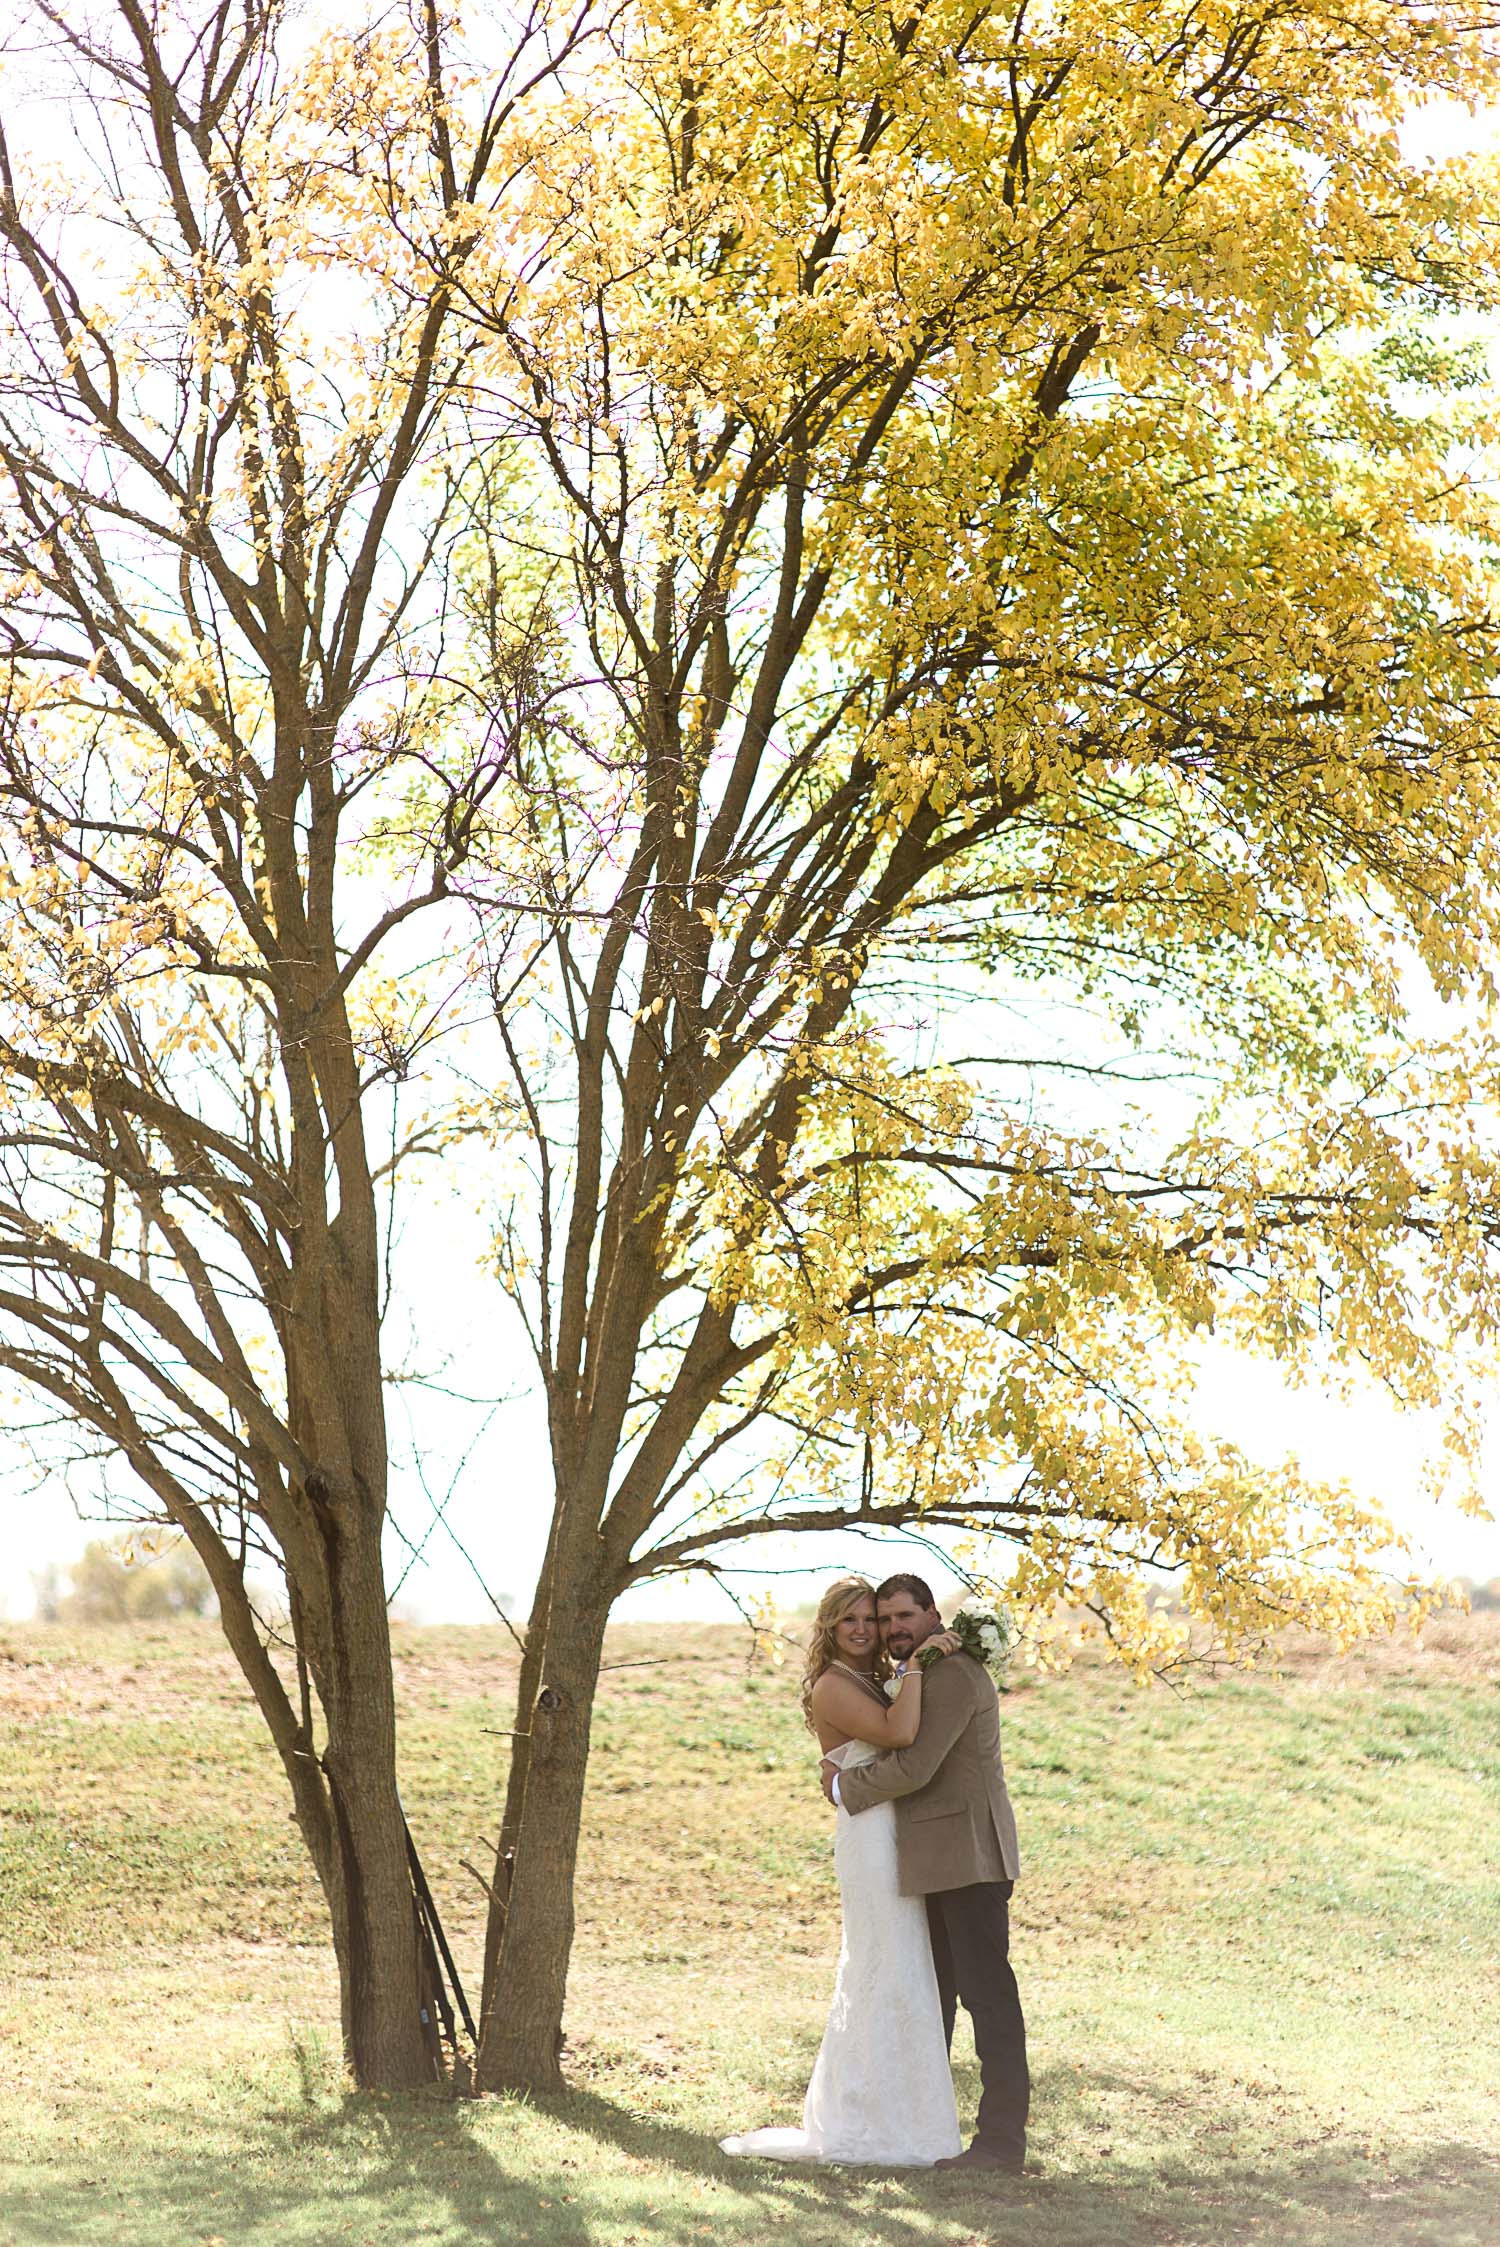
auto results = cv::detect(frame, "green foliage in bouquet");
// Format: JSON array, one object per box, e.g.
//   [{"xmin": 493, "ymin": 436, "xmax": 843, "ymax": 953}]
[{"xmin": 918, "ymin": 1606, "xmax": 1012, "ymax": 1676}]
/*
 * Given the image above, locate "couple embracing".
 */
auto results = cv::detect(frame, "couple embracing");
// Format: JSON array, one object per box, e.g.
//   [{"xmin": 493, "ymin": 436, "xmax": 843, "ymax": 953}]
[{"xmin": 722, "ymin": 1573, "xmax": 1029, "ymax": 2174}]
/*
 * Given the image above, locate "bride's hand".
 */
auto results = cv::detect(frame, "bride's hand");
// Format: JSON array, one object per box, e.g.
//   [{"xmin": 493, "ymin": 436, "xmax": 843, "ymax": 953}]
[{"xmin": 925, "ymin": 1629, "xmax": 962, "ymax": 1659}]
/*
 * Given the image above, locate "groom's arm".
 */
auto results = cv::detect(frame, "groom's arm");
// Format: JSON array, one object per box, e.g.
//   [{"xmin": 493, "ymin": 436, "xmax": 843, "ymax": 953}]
[{"xmin": 835, "ymin": 1659, "xmax": 975, "ymax": 1815}]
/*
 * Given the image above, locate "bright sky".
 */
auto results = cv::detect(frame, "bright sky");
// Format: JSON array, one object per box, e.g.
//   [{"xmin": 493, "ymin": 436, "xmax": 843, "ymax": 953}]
[{"xmin": 4, "ymin": 70, "xmax": 1500, "ymax": 1626}]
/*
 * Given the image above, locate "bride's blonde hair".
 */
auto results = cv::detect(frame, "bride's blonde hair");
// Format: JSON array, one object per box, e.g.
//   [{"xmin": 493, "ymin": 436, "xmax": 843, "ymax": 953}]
[{"xmin": 799, "ymin": 1574, "xmax": 888, "ymax": 1730}]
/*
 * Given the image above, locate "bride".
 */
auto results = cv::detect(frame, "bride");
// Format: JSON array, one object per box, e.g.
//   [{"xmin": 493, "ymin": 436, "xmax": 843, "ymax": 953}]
[{"xmin": 720, "ymin": 1574, "xmax": 964, "ymax": 2167}]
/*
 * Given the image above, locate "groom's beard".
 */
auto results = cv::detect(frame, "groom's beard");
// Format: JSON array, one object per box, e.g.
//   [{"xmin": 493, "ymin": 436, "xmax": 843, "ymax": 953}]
[{"xmin": 884, "ymin": 1614, "xmax": 940, "ymax": 1663}]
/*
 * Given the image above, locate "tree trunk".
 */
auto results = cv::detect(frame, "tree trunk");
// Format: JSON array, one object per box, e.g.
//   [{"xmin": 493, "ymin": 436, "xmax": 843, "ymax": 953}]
[
  {"xmin": 474, "ymin": 1584, "xmax": 609, "ymax": 2093},
  {"xmin": 478, "ymin": 1544, "xmax": 555, "ymax": 2031},
  {"xmin": 307, "ymin": 1487, "xmax": 435, "ymax": 2092}
]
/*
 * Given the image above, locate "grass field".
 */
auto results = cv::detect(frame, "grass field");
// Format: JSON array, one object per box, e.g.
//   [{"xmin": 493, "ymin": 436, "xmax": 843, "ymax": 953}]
[{"xmin": 1, "ymin": 1611, "xmax": 1497, "ymax": 2247}]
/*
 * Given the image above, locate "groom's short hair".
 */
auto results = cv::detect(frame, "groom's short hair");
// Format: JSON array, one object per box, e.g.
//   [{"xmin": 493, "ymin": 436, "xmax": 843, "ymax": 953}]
[{"xmin": 873, "ymin": 1572, "xmax": 937, "ymax": 1610}]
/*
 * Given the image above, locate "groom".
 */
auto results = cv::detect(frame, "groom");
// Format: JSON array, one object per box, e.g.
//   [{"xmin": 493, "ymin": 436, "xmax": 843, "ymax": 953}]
[{"xmin": 822, "ymin": 1573, "xmax": 1030, "ymax": 2174}]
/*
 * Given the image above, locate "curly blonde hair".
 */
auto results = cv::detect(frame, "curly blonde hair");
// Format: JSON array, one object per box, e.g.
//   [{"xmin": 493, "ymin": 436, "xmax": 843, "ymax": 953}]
[{"xmin": 799, "ymin": 1574, "xmax": 889, "ymax": 1730}]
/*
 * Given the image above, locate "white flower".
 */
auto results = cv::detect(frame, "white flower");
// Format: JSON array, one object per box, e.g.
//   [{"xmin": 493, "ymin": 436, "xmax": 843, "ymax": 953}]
[{"xmin": 882, "ymin": 1676, "xmax": 902, "ymax": 1700}]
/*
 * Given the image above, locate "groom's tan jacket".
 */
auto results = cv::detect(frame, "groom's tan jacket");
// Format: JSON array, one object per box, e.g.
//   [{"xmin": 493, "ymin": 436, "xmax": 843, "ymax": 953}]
[{"xmin": 837, "ymin": 1651, "xmax": 1020, "ymax": 1895}]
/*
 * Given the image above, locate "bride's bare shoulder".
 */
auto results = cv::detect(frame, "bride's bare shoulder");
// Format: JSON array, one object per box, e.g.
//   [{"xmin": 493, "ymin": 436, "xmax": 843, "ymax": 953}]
[
  {"xmin": 808, "ymin": 1666, "xmax": 864, "ymax": 1713},
  {"xmin": 808, "ymin": 1668, "xmax": 860, "ymax": 1734}
]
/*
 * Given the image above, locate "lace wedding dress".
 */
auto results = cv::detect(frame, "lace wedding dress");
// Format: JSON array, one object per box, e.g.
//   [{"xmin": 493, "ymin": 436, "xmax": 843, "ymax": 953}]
[{"xmin": 720, "ymin": 1738, "xmax": 962, "ymax": 2166}]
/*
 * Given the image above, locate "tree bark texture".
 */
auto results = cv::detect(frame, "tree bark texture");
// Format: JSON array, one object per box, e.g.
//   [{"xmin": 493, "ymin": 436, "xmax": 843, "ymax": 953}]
[
  {"xmin": 478, "ymin": 1538, "xmax": 556, "ymax": 2035},
  {"xmin": 474, "ymin": 1580, "xmax": 609, "ymax": 2094},
  {"xmin": 299, "ymin": 1477, "xmax": 432, "ymax": 2090}
]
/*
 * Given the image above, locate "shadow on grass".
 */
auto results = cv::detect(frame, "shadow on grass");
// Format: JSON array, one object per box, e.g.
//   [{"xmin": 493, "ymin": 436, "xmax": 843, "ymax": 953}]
[
  {"xmin": 539, "ymin": 2081, "xmax": 1500, "ymax": 2247},
  {"xmin": 4, "ymin": 2065, "xmax": 1497, "ymax": 2247}
]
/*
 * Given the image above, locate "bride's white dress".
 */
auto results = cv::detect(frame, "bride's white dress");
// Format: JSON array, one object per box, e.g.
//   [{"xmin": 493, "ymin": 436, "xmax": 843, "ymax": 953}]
[{"xmin": 720, "ymin": 1738, "xmax": 962, "ymax": 2166}]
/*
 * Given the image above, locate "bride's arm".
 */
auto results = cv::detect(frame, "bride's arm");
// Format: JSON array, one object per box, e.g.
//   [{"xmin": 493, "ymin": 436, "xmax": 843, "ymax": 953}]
[
  {"xmin": 834, "ymin": 1656, "xmax": 976, "ymax": 1814},
  {"xmin": 810, "ymin": 1636, "xmax": 961, "ymax": 1751},
  {"xmin": 811, "ymin": 1666, "xmax": 925, "ymax": 1751}
]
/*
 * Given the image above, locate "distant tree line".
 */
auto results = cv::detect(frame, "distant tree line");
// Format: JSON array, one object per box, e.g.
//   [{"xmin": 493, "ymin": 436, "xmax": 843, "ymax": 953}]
[{"xmin": 31, "ymin": 1533, "xmax": 216, "ymax": 1625}]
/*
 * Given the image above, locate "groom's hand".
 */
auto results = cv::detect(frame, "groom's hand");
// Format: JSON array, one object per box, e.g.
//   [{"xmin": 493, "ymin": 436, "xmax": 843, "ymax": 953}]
[{"xmin": 819, "ymin": 1758, "xmax": 838, "ymax": 1805}]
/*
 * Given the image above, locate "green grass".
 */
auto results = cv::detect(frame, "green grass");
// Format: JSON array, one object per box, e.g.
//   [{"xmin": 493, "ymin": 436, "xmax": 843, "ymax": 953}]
[{"xmin": 2, "ymin": 1614, "xmax": 1497, "ymax": 2245}]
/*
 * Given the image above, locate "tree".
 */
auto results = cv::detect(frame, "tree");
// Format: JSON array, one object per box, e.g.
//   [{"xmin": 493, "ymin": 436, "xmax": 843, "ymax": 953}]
[
  {"xmin": 6, "ymin": 0, "xmax": 1500, "ymax": 2114},
  {"xmin": 47, "ymin": 1530, "xmax": 216, "ymax": 1622},
  {"xmin": 0, "ymin": 0, "xmax": 598, "ymax": 2088},
  {"xmin": 449, "ymin": 0, "xmax": 1500, "ymax": 2092}
]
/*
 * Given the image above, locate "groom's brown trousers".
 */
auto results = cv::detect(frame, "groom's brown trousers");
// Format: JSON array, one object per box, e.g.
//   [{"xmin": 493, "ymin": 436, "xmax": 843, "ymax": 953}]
[{"xmin": 925, "ymin": 1880, "xmax": 1030, "ymax": 2165}]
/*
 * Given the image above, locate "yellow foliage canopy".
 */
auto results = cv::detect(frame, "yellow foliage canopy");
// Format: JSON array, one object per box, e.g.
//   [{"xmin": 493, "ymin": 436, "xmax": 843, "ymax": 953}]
[{"xmin": 443, "ymin": 0, "xmax": 1500, "ymax": 1669}]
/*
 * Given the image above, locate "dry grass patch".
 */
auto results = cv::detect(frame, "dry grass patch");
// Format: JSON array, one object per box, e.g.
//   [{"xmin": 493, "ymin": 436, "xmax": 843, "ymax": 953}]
[{"xmin": 2, "ymin": 1613, "xmax": 1497, "ymax": 2246}]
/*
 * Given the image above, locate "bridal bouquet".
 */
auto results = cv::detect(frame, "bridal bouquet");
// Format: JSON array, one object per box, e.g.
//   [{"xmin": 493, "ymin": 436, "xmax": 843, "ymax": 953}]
[{"xmin": 917, "ymin": 1603, "xmax": 1012, "ymax": 1676}]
